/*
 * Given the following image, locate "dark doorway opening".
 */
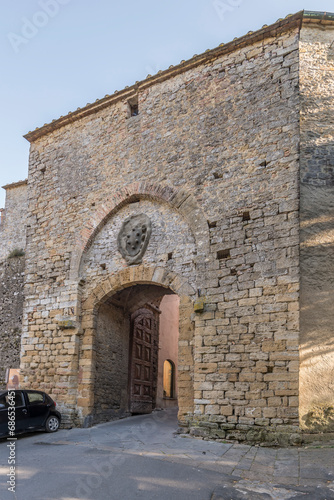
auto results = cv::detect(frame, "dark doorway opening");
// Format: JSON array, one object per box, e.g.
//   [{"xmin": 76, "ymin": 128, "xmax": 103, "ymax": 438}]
[{"xmin": 93, "ymin": 284, "xmax": 179, "ymax": 424}]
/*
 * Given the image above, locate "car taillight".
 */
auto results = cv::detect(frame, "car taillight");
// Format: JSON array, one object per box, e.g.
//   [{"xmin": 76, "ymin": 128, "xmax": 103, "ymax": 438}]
[{"xmin": 54, "ymin": 402, "xmax": 56, "ymax": 407}]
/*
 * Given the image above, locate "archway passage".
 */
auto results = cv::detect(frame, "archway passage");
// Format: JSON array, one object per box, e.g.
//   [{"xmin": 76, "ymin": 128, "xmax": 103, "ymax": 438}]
[{"xmin": 92, "ymin": 284, "xmax": 179, "ymax": 424}]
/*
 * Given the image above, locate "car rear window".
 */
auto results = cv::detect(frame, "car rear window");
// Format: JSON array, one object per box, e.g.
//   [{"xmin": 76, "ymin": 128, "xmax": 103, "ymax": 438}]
[{"xmin": 27, "ymin": 392, "xmax": 44, "ymax": 405}]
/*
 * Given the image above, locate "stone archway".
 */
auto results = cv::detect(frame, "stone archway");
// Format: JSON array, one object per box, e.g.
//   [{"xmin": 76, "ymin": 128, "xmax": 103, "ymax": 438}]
[
  {"xmin": 76, "ymin": 265, "xmax": 196, "ymax": 428},
  {"xmin": 69, "ymin": 182, "xmax": 210, "ymax": 281}
]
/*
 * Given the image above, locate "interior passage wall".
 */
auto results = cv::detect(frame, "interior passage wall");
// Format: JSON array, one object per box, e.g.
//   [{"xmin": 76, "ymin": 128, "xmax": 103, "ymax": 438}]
[
  {"xmin": 299, "ymin": 23, "xmax": 334, "ymax": 432},
  {"xmin": 0, "ymin": 257, "xmax": 25, "ymax": 388},
  {"xmin": 94, "ymin": 302, "xmax": 130, "ymax": 423},
  {"xmin": 157, "ymin": 294, "xmax": 180, "ymax": 408}
]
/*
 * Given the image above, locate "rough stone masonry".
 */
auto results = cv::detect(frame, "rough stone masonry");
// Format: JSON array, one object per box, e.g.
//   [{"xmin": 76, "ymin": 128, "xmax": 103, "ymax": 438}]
[{"xmin": 1, "ymin": 10, "xmax": 334, "ymax": 444}]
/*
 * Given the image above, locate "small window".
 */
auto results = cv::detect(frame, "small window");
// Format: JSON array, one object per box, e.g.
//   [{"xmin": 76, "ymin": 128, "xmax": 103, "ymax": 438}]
[
  {"xmin": 130, "ymin": 103, "xmax": 138, "ymax": 116},
  {"xmin": 128, "ymin": 96, "xmax": 139, "ymax": 117},
  {"xmin": 27, "ymin": 391, "xmax": 44, "ymax": 405},
  {"xmin": 163, "ymin": 360, "xmax": 175, "ymax": 399},
  {"xmin": 217, "ymin": 249, "xmax": 230, "ymax": 260}
]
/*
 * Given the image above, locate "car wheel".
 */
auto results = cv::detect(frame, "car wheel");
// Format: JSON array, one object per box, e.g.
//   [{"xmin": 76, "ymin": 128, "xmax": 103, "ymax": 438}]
[{"xmin": 45, "ymin": 415, "xmax": 60, "ymax": 433}]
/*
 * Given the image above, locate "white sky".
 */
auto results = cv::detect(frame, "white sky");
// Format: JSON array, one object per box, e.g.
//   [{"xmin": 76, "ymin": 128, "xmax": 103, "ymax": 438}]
[{"xmin": 1, "ymin": 0, "xmax": 334, "ymax": 207}]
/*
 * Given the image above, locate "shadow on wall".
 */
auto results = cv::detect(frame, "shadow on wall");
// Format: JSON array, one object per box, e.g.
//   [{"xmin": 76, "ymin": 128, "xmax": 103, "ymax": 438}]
[{"xmin": 299, "ymin": 180, "xmax": 334, "ymax": 432}]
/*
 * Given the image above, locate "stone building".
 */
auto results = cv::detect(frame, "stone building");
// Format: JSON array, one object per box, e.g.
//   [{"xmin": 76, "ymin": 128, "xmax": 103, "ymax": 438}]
[
  {"xmin": 1, "ymin": 10, "xmax": 334, "ymax": 444},
  {"xmin": 0, "ymin": 181, "xmax": 27, "ymax": 386}
]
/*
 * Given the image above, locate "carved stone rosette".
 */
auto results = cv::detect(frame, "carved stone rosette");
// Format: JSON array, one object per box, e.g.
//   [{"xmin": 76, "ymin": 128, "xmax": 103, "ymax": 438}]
[{"xmin": 117, "ymin": 214, "xmax": 152, "ymax": 265}]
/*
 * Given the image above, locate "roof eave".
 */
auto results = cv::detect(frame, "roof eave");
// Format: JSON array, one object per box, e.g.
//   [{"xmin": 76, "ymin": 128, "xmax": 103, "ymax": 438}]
[
  {"xmin": 24, "ymin": 11, "xmax": 305, "ymax": 143},
  {"xmin": 2, "ymin": 179, "xmax": 28, "ymax": 190}
]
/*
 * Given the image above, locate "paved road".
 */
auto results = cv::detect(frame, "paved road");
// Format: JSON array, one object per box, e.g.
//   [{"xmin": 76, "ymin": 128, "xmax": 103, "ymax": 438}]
[{"xmin": 1, "ymin": 408, "xmax": 334, "ymax": 499}]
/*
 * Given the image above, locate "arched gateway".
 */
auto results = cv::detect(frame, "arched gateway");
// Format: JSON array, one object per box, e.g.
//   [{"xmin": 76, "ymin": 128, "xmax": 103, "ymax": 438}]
[
  {"xmin": 77, "ymin": 269, "xmax": 196, "ymax": 427},
  {"xmin": 75, "ymin": 190, "xmax": 203, "ymax": 427}
]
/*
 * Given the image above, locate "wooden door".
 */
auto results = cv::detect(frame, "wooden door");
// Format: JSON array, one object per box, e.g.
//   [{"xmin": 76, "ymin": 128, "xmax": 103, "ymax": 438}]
[{"xmin": 129, "ymin": 308, "xmax": 158, "ymax": 414}]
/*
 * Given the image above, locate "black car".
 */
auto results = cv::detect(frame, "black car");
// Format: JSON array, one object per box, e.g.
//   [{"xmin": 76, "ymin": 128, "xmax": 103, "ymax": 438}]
[{"xmin": 0, "ymin": 390, "xmax": 61, "ymax": 437}]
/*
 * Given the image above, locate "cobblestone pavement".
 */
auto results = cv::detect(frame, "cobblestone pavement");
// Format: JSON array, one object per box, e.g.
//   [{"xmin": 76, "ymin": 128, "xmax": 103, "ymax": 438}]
[{"xmin": 1, "ymin": 408, "xmax": 334, "ymax": 499}]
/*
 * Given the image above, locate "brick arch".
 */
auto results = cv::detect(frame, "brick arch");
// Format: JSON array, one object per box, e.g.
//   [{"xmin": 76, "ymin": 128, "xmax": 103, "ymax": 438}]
[
  {"xmin": 77, "ymin": 265, "xmax": 195, "ymax": 426},
  {"xmin": 84, "ymin": 264, "xmax": 196, "ymax": 309},
  {"xmin": 70, "ymin": 182, "xmax": 209, "ymax": 279}
]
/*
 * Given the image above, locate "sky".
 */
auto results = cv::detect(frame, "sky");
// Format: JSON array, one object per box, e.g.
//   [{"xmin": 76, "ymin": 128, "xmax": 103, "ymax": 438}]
[{"xmin": 1, "ymin": 0, "xmax": 334, "ymax": 207}]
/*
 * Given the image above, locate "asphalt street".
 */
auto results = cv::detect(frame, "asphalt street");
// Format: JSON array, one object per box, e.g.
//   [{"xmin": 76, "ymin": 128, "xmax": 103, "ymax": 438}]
[{"xmin": 1, "ymin": 408, "xmax": 334, "ymax": 500}]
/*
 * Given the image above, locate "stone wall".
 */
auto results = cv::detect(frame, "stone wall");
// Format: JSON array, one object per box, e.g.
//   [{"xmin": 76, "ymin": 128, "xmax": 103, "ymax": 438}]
[
  {"xmin": 0, "ymin": 256, "xmax": 25, "ymax": 388},
  {"xmin": 299, "ymin": 21, "xmax": 334, "ymax": 433},
  {"xmin": 93, "ymin": 302, "xmax": 130, "ymax": 424},
  {"xmin": 0, "ymin": 181, "xmax": 27, "ymax": 388},
  {"xmin": 0, "ymin": 181, "xmax": 28, "ymax": 262}
]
